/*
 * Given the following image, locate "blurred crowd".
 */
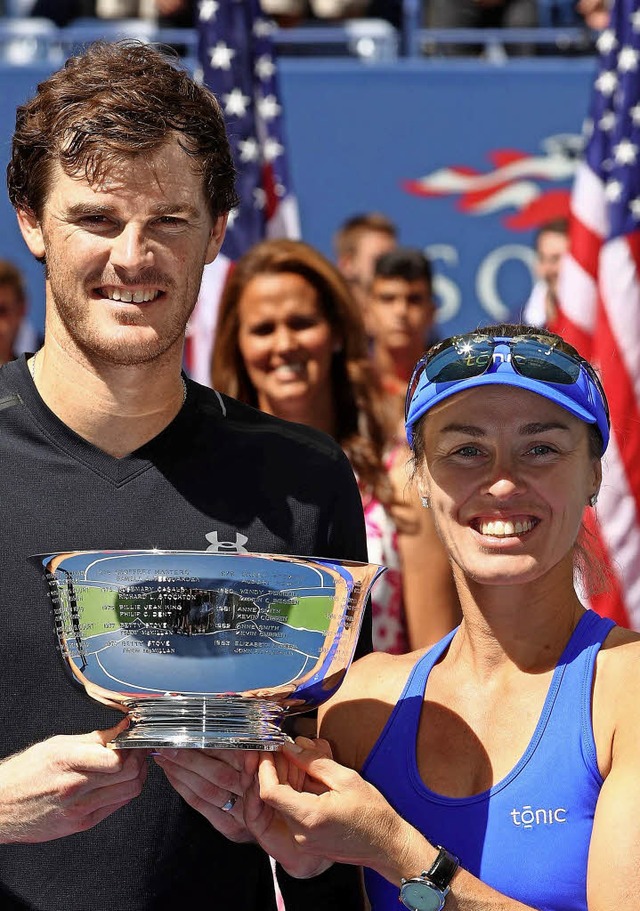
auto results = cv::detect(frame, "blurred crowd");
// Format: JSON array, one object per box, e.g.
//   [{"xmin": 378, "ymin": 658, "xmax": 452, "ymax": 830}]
[{"xmin": 0, "ymin": 0, "xmax": 610, "ymax": 32}]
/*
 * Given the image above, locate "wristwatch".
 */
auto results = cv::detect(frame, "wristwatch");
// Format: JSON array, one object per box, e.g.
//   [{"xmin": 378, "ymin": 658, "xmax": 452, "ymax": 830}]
[{"xmin": 399, "ymin": 846, "xmax": 459, "ymax": 911}]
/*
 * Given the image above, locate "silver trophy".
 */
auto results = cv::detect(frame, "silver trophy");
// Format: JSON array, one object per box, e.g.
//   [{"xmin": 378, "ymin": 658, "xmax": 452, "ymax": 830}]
[{"xmin": 34, "ymin": 550, "xmax": 384, "ymax": 750}]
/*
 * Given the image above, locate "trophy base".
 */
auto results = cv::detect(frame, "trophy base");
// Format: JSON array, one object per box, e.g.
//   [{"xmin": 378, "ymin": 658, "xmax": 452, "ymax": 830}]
[{"xmin": 109, "ymin": 696, "xmax": 288, "ymax": 750}]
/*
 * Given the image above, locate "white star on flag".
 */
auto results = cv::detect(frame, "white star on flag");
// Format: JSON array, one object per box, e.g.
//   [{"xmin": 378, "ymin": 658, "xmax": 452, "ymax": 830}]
[
  {"xmin": 630, "ymin": 196, "xmax": 640, "ymax": 218},
  {"xmin": 208, "ymin": 41, "xmax": 235, "ymax": 70},
  {"xmin": 632, "ymin": 8, "xmax": 640, "ymax": 31},
  {"xmin": 257, "ymin": 94, "xmax": 282, "ymax": 120},
  {"xmin": 255, "ymin": 55, "xmax": 276, "ymax": 81},
  {"xmin": 263, "ymin": 137, "xmax": 284, "ymax": 161},
  {"xmin": 618, "ymin": 45, "xmax": 640, "ymax": 72},
  {"xmin": 253, "ymin": 187, "xmax": 267, "ymax": 209},
  {"xmin": 631, "ymin": 101, "xmax": 640, "ymax": 125},
  {"xmin": 198, "ymin": 0, "xmax": 219, "ymax": 21},
  {"xmin": 596, "ymin": 70, "xmax": 619, "ymax": 95},
  {"xmin": 223, "ymin": 88, "xmax": 251, "ymax": 117},
  {"xmin": 597, "ymin": 29, "xmax": 618, "ymax": 53},
  {"xmin": 599, "ymin": 110, "xmax": 617, "ymax": 131},
  {"xmin": 254, "ymin": 18, "xmax": 275, "ymax": 37},
  {"xmin": 605, "ymin": 178, "xmax": 623, "ymax": 201},
  {"xmin": 237, "ymin": 137, "xmax": 260, "ymax": 162},
  {"xmin": 614, "ymin": 138, "xmax": 639, "ymax": 164}
]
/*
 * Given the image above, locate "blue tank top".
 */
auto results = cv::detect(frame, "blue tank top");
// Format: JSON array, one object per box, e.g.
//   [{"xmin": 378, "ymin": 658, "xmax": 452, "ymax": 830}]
[{"xmin": 362, "ymin": 610, "xmax": 615, "ymax": 911}]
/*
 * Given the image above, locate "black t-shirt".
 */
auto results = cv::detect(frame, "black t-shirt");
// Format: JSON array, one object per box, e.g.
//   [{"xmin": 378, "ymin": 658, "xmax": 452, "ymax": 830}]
[{"xmin": 0, "ymin": 356, "xmax": 370, "ymax": 910}]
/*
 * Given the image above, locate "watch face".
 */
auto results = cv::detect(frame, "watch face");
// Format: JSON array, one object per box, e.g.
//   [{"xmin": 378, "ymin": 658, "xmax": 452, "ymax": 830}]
[{"xmin": 400, "ymin": 880, "xmax": 445, "ymax": 911}]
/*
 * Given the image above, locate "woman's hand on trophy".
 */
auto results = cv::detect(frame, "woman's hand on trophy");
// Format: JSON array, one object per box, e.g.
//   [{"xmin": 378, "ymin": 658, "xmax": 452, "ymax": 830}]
[
  {"xmin": 244, "ymin": 736, "xmax": 410, "ymax": 878},
  {"xmin": 0, "ymin": 718, "xmax": 149, "ymax": 844},
  {"xmin": 153, "ymin": 748, "xmax": 252, "ymax": 842},
  {"xmin": 242, "ymin": 736, "xmax": 334, "ymax": 878}
]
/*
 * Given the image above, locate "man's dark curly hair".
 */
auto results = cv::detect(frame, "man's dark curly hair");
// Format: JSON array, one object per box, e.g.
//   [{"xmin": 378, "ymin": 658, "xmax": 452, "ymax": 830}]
[{"xmin": 7, "ymin": 40, "xmax": 239, "ymax": 220}]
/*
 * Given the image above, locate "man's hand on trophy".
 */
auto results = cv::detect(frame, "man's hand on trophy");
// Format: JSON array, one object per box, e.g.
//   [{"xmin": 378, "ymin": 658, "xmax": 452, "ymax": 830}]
[
  {"xmin": 0, "ymin": 718, "xmax": 149, "ymax": 843},
  {"xmin": 154, "ymin": 748, "xmax": 252, "ymax": 842}
]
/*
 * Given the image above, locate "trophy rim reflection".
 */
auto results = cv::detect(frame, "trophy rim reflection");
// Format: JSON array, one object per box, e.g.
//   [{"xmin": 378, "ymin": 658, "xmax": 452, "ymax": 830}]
[{"xmin": 34, "ymin": 549, "xmax": 385, "ymax": 750}]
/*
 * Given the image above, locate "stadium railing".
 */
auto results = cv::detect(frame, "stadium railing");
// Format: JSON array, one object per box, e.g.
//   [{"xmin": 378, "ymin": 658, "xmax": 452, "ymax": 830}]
[{"xmin": 0, "ymin": 13, "xmax": 596, "ymax": 65}]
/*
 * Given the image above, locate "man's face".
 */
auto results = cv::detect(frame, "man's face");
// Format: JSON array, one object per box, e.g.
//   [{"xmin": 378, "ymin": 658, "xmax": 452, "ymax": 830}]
[
  {"xmin": 339, "ymin": 230, "xmax": 396, "ymax": 305},
  {"xmin": 368, "ymin": 275, "xmax": 434, "ymax": 358},
  {"xmin": 0, "ymin": 284, "xmax": 25, "ymax": 361},
  {"xmin": 17, "ymin": 137, "xmax": 226, "ymax": 367},
  {"xmin": 535, "ymin": 229, "xmax": 568, "ymax": 300}
]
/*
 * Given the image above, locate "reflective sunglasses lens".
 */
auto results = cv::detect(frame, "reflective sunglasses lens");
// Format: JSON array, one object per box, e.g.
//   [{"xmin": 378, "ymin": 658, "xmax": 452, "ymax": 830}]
[
  {"xmin": 424, "ymin": 339, "xmax": 494, "ymax": 383},
  {"xmin": 511, "ymin": 339, "xmax": 581, "ymax": 385}
]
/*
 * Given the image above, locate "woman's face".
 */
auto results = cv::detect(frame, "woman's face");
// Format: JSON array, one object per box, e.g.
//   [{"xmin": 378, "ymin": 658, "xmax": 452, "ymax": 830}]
[
  {"xmin": 237, "ymin": 272, "xmax": 337, "ymax": 419},
  {"xmin": 416, "ymin": 385, "xmax": 601, "ymax": 588}
]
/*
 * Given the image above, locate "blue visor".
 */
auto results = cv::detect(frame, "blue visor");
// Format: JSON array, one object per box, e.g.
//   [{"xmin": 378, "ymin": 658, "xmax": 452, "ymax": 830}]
[{"xmin": 405, "ymin": 334, "xmax": 610, "ymax": 453}]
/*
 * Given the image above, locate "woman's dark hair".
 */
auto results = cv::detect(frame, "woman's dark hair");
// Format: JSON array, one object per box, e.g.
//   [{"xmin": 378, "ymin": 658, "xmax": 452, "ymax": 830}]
[
  {"xmin": 7, "ymin": 40, "xmax": 239, "ymax": 221},
  {"xmin": 212, "ymin": 239, "xmax": 394, "ymax": 505}
]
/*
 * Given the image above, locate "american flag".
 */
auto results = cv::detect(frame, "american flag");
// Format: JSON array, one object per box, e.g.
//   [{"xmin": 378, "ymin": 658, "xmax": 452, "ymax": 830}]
[
  {"xmin": 185, "ymin": 0, "xmax": 301, "ymax": 384},
  {"xmin": 555, "ymin": 0, "xmax": 640, "ymax": 626}
]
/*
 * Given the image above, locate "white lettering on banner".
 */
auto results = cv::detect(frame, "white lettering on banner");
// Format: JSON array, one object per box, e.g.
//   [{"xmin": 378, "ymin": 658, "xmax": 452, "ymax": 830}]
[
  {"xmin": 424, "ymin": 244, "xmax": 461, "ymax": 323},
  {"xmin": 510, "ymin": 806, "xmax": 568, "ymax": 829},
  {"xmin": 425, "ymin": 243, "xmax": 537, "ymax": 326}
]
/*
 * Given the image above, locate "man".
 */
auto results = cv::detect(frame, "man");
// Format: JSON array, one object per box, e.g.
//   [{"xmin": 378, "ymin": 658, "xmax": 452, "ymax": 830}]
[
  {"xmin": 333, "ymin": 212, "xmax": 397, "ymax": 317},
  {"xmin": 367, "ymin": 247, "xmax": 435, "ymax": 403},
  {"xmin": 0, "ymin": 259, "xmax": 27, "ymax": 365},
  {"xmin": 1, "ymin": 40, "xmax": 368, "ymax": 910},
  {"xmin": 522, "ymin": 218, "xmax": 569, "ymax": 328}
]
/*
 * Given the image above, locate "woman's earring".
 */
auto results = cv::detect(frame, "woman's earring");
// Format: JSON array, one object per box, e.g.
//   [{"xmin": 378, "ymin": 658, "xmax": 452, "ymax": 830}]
[
  {"xmin": 589, "ymin": 493, "xmax": 598, "ymax": 508},
  {"xmin": 420, "ymin": 495, "xmax": 431, "ymax": 509}
]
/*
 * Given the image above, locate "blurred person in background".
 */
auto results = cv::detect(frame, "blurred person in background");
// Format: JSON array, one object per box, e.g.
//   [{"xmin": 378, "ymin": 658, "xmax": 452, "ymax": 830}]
[
  {"xmin": 522, "ymin": 218, "xmax": 568, "ymax": 328},
  {"xmin": 212, "ymin": 238, "xmax": 459, "ymax": 653},
  {"xmin": 426, "ymin": 0, "xmax": 538, "ymax": 56},
  {"xmin": 367, "ymin": 247, "xmax": 435, "ymax": 425},
  {"xmin": 333, "ymin": 212, "xmax": 397, "ymax": 321},
  {"xmin": 0, "ymin": 259, "xmax": 27, "ymax": 365},
  {"xmin": 427, "ymin": 0, "xmax": 537, "ymax": 31},
  {"xmin": 576, "ymin": 0, "xmax": 610, "ymax": 28},
  {"xmin": 29, "ymin": 0, "xmax": 183, "ymax": 24}
]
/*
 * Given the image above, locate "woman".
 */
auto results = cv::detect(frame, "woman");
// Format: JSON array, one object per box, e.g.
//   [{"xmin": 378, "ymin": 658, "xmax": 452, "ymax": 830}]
[
  {"xmin": 242, "ymin": 325, "xmax": 640, "ymax": 911},
  {"xmin": 211, "ymin": 238, "xmax": 459, "ymax": 652}
]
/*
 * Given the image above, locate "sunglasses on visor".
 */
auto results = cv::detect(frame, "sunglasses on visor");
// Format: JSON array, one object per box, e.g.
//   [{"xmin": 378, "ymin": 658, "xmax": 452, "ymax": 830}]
[{"xmin": 405, "ymin": 333, "xmax": 610, "ymax": 425}]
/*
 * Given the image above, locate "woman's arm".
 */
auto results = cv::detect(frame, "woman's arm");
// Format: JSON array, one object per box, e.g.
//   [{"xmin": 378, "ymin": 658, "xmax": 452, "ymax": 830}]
[{"xmin": 248, "ymin": 738, "xmax": 536, "ymax": 910}]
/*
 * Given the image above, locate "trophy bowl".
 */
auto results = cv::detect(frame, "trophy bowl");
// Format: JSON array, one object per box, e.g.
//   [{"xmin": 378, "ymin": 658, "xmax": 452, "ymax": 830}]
[{"xmin": 33, "ymin": 550, "xmax": 384, "ymax": 750}]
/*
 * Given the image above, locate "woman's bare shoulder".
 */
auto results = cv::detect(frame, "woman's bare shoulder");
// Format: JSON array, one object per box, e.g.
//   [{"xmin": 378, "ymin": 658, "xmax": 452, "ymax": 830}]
[
  {"xmin": 593, "ymin": 625, "xmax": 640, "ymax": 770},
  {"xmin": 318, "ymin": 647, "xmax": 431, "ymax": 771},
  {"xmin": 599, "ymin": 624, "xmax": 640, "ymax": 667}
]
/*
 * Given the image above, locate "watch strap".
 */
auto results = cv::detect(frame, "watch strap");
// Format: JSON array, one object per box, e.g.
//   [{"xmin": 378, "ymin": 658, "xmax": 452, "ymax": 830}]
[{"xmin": 424, "ymin": 846, "xmax": 459, "ymax": 892}]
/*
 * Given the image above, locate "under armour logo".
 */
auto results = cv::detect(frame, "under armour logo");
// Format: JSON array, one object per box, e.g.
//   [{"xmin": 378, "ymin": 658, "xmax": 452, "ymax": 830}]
[{"xmin": 205, "ymin": 531, "xmax": 249, "ymax": 554}]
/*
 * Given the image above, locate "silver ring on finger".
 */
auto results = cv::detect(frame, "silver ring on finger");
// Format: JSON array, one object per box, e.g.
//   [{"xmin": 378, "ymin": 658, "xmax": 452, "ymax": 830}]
[{"xmin": 221, "ymin": 793, "xmax": 238, "ymax": 813}]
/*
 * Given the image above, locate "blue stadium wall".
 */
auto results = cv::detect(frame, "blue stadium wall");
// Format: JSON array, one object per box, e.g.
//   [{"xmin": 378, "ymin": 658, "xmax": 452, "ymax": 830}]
[{"xmin": 0, "ymin": 57, "xmax": 594, "ymax": 338}]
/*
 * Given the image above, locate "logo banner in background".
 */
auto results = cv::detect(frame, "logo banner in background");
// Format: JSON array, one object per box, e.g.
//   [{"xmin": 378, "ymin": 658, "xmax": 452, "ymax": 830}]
[{"xmin": 556, "ymin": 0, "xmax": 640, "ymax": 627}]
